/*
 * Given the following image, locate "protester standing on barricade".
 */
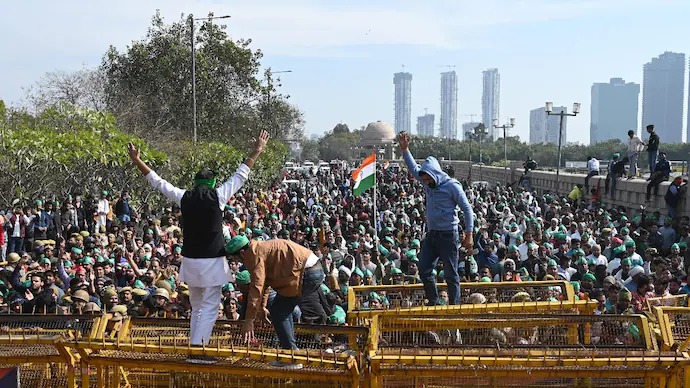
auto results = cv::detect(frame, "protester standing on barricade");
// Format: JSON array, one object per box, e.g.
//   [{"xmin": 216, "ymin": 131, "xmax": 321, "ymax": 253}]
[
  {"xmin": 127, "ymin": 130, "xmax": 268, "ymax": 364},
  {"xmin": 585, "ymin": 156, "xmax": 599, "ymax": 192},
  {"xmin": 646, "ymin": 124, "xmax": 660, "ymax": 174},
  {"xmin": 398, "ymin": 132, "xmax": 474, "ymax": 306},
  {"xmin": 627, "ymin": 130, "xmax": 645, "ymax": 179}
]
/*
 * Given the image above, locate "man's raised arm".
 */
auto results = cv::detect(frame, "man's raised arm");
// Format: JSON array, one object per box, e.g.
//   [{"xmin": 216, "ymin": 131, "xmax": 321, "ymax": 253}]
[
  {"xmin": 128, "ymin": 143, "xmax": 185, "ymax": 206},
  {"xmin": 397, "ymin": 132, "xmax": 421, "ymax": 178},
  {"xmin": 217, "ymin": 130, "xmax": 270, "ymax": 205}
]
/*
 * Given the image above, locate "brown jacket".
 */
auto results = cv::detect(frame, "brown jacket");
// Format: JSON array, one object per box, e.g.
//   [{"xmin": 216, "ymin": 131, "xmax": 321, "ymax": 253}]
[{"xmin": 242, "ymin": 239, "xmax": 313, "ymax": 320}]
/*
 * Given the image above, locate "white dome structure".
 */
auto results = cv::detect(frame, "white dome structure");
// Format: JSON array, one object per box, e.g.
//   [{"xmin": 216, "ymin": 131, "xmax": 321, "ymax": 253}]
[
  {"xmin": 360, "ymin": 121, "xmax": 395, "ymax": 145},
  {"xmin": 352, "ymin": 120, "xmax": 398, "ymax": 161}
]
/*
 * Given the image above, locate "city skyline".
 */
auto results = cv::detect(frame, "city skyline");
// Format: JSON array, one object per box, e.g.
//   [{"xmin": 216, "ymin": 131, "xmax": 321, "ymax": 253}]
[
  {"xmin": 590, "ymin": 78, "xmax": 640, "ymax": 144},
  {"xmin": 2, "ymin": 1, "xmax": 690, "ymax": 145}
]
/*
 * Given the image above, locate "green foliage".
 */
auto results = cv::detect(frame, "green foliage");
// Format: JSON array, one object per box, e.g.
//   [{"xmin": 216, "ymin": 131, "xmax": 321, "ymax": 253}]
[
  {"xmin": 316, "ymin": 128, "xmax": 362, "ymax": 161},
  {"xmin": 0, "ymin": 104, "xmax": 165, "ymax": 204},
  {"xmin": 101, "ymin": 11, "xmax": 303, "ymax": 145},
  {"xmin": 299, "ymin": 139, "xmax": 320, "ymax": 162},
  {"xmin": 165, "ymin": 139, "xmax": 288, "ymax": 189},
  {"xmin": 0, "ymin": 104, "xmax": 287, "ymax": 207}
]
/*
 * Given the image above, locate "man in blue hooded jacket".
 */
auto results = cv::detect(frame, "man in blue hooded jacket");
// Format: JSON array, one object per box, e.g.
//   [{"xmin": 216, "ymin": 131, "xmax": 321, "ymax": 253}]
[{"xmin": 398, "ymin": 132, "xmax": 474, "ymax": 305}]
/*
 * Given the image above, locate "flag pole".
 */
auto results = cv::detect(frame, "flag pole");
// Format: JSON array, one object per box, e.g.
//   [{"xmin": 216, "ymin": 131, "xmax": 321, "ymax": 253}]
[{"xmin": 372, "ymin": 152, "xmax": 378, "ymax": 233}]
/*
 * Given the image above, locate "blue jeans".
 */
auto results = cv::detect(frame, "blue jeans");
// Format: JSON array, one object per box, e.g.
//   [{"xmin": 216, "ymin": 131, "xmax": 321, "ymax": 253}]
[
  {"xmin": 419, "ymin": 230, "xmax": 461, "ymax": 305},
  {"xmin": 270, "ymin": 265, "xmax": 325, "ymax": 350},
  {"xmin": 668, "ymin": 204, "xmax": 678, "ymax": 220},
  {"xmin": 648, "ymin": 150, "xmax": 658, "ymax": 173},
  {"xmin": 8, "ymin": 237, "xmax": 23, "ymax": 254}
]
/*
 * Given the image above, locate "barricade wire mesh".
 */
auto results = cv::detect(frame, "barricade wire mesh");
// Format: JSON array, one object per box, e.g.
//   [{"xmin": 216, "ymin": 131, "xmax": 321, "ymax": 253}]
[
  {"xmin": 376, "ymin": 314, "xmax": 652, "ymax": 350},
  {"xmin": 348, "ymin": 281, "xmax": 572, "ymax": 312}
]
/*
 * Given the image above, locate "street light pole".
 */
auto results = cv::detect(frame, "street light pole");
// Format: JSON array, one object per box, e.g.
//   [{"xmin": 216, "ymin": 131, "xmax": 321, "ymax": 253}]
[
  {"xmin": 493, "ymin": 118, "xmax": 515, "ymax": 184},
  {"xmin": 545, "ymin": 102, "xmax": 580, "ymax": 194},
  {"xmin": 190, "ymin": 14, "xmax": 231, "ymax": 143}
]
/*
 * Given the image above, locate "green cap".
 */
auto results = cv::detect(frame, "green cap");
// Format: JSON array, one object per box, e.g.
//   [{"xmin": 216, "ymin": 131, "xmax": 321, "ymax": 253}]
[
  {"xmin": 133, "ymin": 279, "xmax": 146, "ymax": 289},
  {"xmin": 405, "ymin": 249, "xmax": 417, "ymax": 259},
  {"xmin": 624, "ymin": 240, "xmax": 635, "ymax": 248},
  {"xmin": 71, "ymin": 247, "xmax": 83, "ymax": 255},
  {"xmin": 390, "ymin": 267, "xmax": 403, "ymax": 275},
  {"xmin": 480, "ymin": 276, "xmax": 492, "ymax": 283},
  {"xmin": 222, "ymin": 283, "xmax": 235, "ymax": 292},
  {"xmin": 410, "ymin": 239, "xmax": 420, "ymax": 248},
  {"xmin": 621, "ymin": 257, "xmax": 632, "ymax": 266},
  {"xmin": 378, "ymin": 245, "xmax": 390, "ymax": 257},
  {"xmin": 547, "ymin": 259, "xmax": 558, "ymax": 267},
  {"xmin": 583, "ymin": 273, "xmax": 596, "ymax": 282},
  {"xmin": 235, "ymin": 270, "xmax": 251, "ymax": 285},
  {"xmin": 225, "ymin": 235, "xmax": 250, "ymax": 255},
  {"xmin": 39, "ymin": 257, "xmax": 51, "ymax": 265},
  {"xmin": 353, "ymin": 268, "xmax": 364, "ymax": 278},
  {"xmin": 671, "ymin": 243, "xmax": 680, "ymax": 250}
]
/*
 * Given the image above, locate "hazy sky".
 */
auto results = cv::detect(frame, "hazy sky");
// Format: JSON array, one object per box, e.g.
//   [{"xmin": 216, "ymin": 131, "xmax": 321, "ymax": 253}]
[{"xmin": 1, "ymin": 0, "xmax": 689, "ymax": 144}]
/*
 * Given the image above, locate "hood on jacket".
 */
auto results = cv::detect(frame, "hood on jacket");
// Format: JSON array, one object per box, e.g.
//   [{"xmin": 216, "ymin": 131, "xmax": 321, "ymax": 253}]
[{"xmin": 419, "ymin": 157, "xmax": 450, "ymax": 188}]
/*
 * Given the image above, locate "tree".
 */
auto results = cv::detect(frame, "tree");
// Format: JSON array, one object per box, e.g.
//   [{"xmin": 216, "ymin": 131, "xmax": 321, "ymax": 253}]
[
  {"xmin": 101, "ymin": 11, "xmax": 302, "ymax": 145},
  {"xmin": 0, "ymin": 103, "xmax": 166, "ymax": 205},
  {"xmin": 299, "ymin": 139, "xmax": 320, "ymax": 162},
  {"xmin": 318, "ymin": 128, "xmax": 362, "ymax": 161},
  {"xmin": 23, "ymin": 68, "xmax": 107, "ymax": 113},
  {"xmin": 0, "ymin": 103, "xmax": 288, "ymax": 207},
  {"xmin": 332, "ymin": 123, "xmax": 350, "ymax": 134}
]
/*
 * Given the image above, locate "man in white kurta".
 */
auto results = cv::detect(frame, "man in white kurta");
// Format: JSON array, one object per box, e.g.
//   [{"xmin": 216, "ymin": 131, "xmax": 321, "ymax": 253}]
[{"xmin": 127, "ymin": 132, "xmax": 269, "ymax": 355}]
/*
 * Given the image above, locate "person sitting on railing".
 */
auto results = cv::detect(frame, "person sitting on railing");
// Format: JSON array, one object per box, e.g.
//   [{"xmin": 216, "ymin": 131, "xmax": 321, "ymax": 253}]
[{"xmin": 646, "ymin": 152, "xmax": 671, "ymax": 202}]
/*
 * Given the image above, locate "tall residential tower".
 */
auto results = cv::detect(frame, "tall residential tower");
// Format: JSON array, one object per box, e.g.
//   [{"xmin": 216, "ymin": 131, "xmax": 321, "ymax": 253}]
[
  {"xmin": 482, "ymin": 68, "xmax": 500, "ymax": 140},
  {"xmin": 590, "ymin": 78, "xmax": 640, "ymax": 144},
  {"xmin": 393, "ymin": 72, "xmax": 413, "ymax": 134},
  {"xmin": 642, "ymin": 52, "xmax": 685, "ymax": 143},
  {"xmin": 416, "ymin": 114, "xmax": 435, "ymax": 137},
  {"xmin": 439, "ymin": 71, "xmax": 458, "ymax": 139},
  {"xmin": 530, "ymin": 106, "xmax": 566, "ymax": 145}
]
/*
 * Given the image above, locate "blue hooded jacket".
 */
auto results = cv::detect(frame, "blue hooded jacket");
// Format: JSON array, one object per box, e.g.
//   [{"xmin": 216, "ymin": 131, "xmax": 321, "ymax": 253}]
[{"xmin": 403, "ymin": 151, "xmax": 474, "ymax": 232}]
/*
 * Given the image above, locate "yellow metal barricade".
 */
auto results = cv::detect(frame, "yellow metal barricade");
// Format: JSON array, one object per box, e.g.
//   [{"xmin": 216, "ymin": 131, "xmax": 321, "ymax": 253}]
[
  {"xmin": 368, "ymin": 313, "xmax": 688, "ymax": 388},
  {"xmin": 348, "ymin": 280, "xmax": 574, "ymax": 313}
]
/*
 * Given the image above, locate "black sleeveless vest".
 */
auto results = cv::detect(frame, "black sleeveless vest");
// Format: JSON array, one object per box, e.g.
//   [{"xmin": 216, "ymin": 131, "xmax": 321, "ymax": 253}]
[{"xmin": 180, "ymin": 186, "xmax": 225, "ymax": 258}]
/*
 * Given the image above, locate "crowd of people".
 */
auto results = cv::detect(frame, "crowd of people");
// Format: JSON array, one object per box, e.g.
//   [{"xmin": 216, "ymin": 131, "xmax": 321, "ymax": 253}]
[{"xmin": 0, "ymin": 127, "xmax": 689, "ymax": 341}]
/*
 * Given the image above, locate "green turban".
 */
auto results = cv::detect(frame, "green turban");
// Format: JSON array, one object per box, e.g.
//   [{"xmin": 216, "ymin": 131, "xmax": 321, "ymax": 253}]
[
  {"xmin": 235, "ymin": 270, "xmax": 251, "ymax": 285},
  {"xmin": 225, "ymin": 235, "xmax": 250, "ymax": 255},
  {"xmin": 378, "ymin": 245, "xmax": 390, "ymax": 257}
]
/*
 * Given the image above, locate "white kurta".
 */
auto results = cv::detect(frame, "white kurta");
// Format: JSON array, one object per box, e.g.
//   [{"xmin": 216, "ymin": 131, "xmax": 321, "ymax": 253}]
[{"xmin": 146, "ymin": 164, "xmax": 250, "ymax": 287}]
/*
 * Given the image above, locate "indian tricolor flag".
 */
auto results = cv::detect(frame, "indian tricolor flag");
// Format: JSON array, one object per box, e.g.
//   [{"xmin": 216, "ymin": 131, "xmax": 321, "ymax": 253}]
[{"xmin": 352, "ymin": 153, "xmax": 376, "ymax": 196}]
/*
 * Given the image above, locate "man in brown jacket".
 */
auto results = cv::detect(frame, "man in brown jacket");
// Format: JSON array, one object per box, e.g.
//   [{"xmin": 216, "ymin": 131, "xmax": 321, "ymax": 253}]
[{"xmin": 225, "ymin": 235, "xmax": 326, "ymax": 367}]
